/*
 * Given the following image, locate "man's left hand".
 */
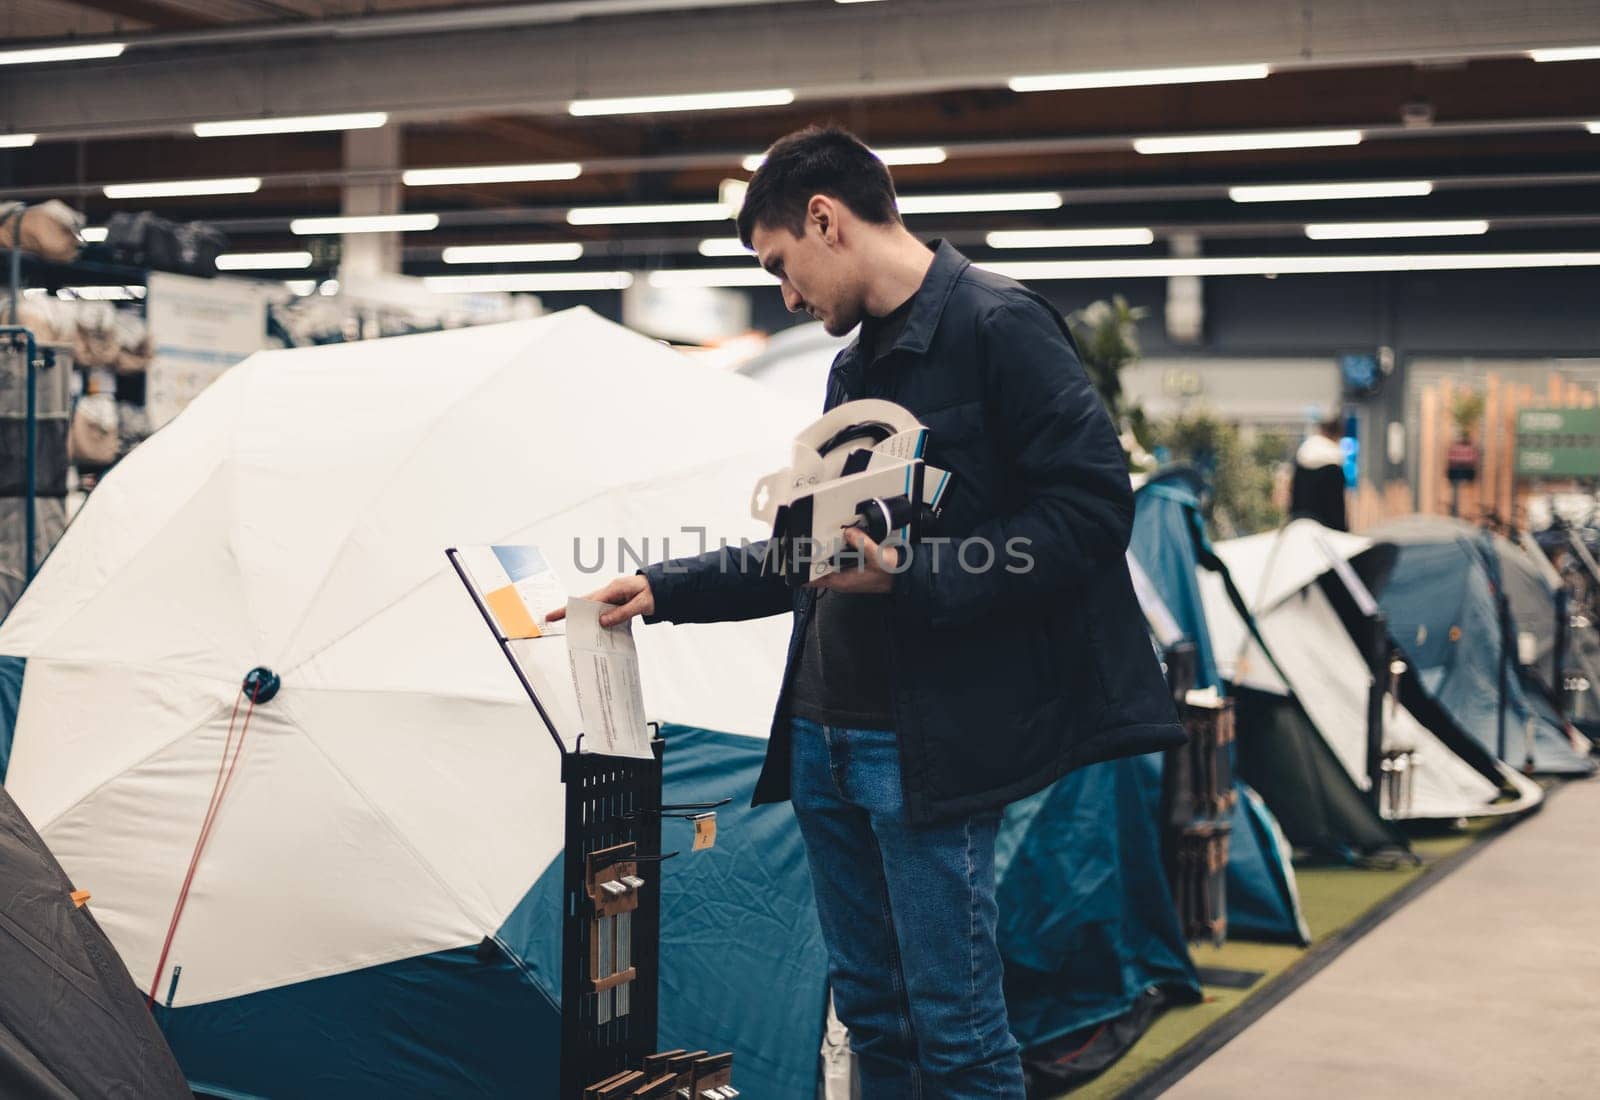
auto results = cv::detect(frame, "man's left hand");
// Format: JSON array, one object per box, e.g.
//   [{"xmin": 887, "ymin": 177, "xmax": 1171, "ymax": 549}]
[{"xmin": 809, "ymin": 527, "xmax": 897, "ymax": 595}]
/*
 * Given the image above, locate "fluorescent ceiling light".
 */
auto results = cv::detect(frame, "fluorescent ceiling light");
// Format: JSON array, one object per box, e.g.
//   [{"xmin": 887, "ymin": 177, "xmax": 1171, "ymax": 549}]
[
  {"xmin": 285, "ymin": 280, "xmax": 317, "ymax": 296},
  {"xmin": 1010, "ymin": 63, "xmax": 1269, "ymax": 93},
  {"xmin": 699, "ymin": 238, "xmax": 753, "ymax": 257},
  {"xmin": 570, "ymin": 89, "xmax": 794, "ymax": 117},
  {"xmin": 79, "ymin": 227, "xmax": 109, "ymax": 242},
  {"xmin": 216, "ymin": 251, "xmax": 315, "ymax": 270},
  {"xmin": 0, "ymin": 134, "xmax": 37, "ymax": 149},
  {"xmin": 1229, "ymin": 180, "xmax": 1434, "ymax": 203},
  {"xmin": 1305, "ymin": 219, "xmax": 1489, "ymax": 240},
  {"xmin": 424, "ymin": 272, "xmax": 635, "ymax": 293},
  {"xmin": 1135, "ymin": 129, "xmax": 1363, "ymax": 155},
  {"xmin": 0, "ymin": 42, "xmax": 125, "ymax": 66},
  {"xmin": 568, "ymin": 202, "xmax": 732, "ymax": 226},
  {"xmin": 103, "ymin": 176, "xmax": 261, "ymax": 199},
  {"xmin": 193, "ymin": 112, "xmax": 388, "ymax": 137},
  {"xmin": 980, "ymin": 252, "xmax": 1600, "ymax": 281},
  {"xmin": 403, "ymin": 162, "xmax": 583, "ymax": 187},
  {"xmin": 441, "ymin": 243, "xmax": 586, "ymax": 264},
  {"xmin": 1527, "ymin": 46, "xmax": 1600, "ymax": 62},
  {"xmin": 987, "ymin": 228, "xmax": 1155, "ymax": 249},
  {"xmin": 898, "ymin": 192, "xmax": 1063, "ymax": 215},
  {"xmin": 647, "ymin": 268, "xmax": 779, "ymax": 289},
  {"xmin": 1588, "ymin": 122, "xmax": 1600, "ymax": 134},
  {"xmin": 291, "ymin": 213, "xmax": 440, "ymax": 235}
]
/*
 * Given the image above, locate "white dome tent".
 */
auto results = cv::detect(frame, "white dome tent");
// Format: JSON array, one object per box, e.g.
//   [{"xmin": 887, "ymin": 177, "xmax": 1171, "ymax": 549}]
[
  {"xmin": 0, "ymin": 309, "xmax": 829, "ymax": 1097},
  {"xmin": 1200, "ymin": 519, "xmax": 1542, "ymax": 825}
]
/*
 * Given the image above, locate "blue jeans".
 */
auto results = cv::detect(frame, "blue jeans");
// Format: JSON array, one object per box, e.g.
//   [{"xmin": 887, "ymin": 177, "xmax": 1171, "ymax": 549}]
[{"xmin": 789, "ymin": 717, "xmax": 1026, "ymax": 1099}]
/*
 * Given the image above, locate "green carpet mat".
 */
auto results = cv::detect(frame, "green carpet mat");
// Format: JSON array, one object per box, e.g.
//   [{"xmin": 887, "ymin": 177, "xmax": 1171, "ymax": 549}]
[{"xmin": 1059, "ymin": 817, "xmax": 1514, "ymax": 1099}]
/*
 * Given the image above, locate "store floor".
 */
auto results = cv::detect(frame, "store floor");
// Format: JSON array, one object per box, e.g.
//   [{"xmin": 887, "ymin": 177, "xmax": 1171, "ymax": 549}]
[{"xmin": 1161, "ymin": 776, "xmax": 1600, "ymax": 1099}]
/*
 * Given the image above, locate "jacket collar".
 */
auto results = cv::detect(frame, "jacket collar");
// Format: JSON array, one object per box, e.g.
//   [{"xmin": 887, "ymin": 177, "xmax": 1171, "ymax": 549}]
[{"xmin": 849, "ymin": 238, "xmax": 970, "ymax": 363}]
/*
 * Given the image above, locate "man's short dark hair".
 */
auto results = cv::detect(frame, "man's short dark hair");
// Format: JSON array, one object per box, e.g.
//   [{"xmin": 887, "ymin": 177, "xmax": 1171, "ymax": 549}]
[{"xmin": 736, "ymin": 126, "xmax": 902, "ymax": 247}]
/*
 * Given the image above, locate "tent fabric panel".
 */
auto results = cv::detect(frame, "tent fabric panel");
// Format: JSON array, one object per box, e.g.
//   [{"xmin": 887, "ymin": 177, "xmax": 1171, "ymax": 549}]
[
  {"xmin": 4, "ymin": 658, "xmax": 236, "ymax": 836},
  {"xmin": 0, "ymin": 786, "xmax": 190, "ymax": 1099},
  {"xmin": 0, "ymin": 654, "xmax": 21, "ymax": 782},
  {"xmin": 1130, "ymin": 483, "xmax": 1221, "ymax": 691},
  {"xmin": 283, "ymin": 687, "xmax": 569, "ymax": 931},
  {"xmin": 40, "ymin": 703, "xmax": 485, "ymax": 1007},
  {"xmin": 654, "ymin": 725, "xmax": 829, "ymax": 1099},
  {"xmin": 996, "ymin": 754, "xmax": 1201, "ymax": 1050},
  {"xmin": 1207, "ymin": 520, "xmax": 1372, "ymax": 616},
  {"xmin": 153, "ymin": 943, "xmax": 561, "ymax": 1100},
  {"xmin": 1229, "ymin": 687, "xmax": 1406, "ymax": 856},
  {"xmin": 1226, "ymin": 783, "xmax": 1312, "ymax": 945}
]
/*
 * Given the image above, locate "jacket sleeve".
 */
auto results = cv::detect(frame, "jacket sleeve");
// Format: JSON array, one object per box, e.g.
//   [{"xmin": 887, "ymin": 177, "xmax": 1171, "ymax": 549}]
[
  {"xmin": 641, "ymin": 538, "xmax": 793, "ymax": 625},
  {"xmin": 890, "ymin": 296, "xmax": 1133, "ymax": 628}
]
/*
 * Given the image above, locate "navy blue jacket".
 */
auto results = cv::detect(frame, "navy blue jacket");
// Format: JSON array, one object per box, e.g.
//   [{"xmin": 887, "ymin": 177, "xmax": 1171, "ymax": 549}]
[{"xmin": 645, "ymin": 241, "xmax": 1183, "ymax": 824}]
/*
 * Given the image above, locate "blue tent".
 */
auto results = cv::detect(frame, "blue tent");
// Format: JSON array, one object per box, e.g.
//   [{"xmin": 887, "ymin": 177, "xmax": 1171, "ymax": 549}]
[
  {"xmin": 1371, "ymin": 516, "xmax": 1596, "ymax": 776},
  {"xmin": 1130, "ymin": 470, "xmax": 1309, "ymax": 944}
]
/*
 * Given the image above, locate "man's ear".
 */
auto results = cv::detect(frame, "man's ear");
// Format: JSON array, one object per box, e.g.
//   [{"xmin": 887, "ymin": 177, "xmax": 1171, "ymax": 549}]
[{"xmin": 808, "ymin": 194, "xmax": 839, "ymax": 244}]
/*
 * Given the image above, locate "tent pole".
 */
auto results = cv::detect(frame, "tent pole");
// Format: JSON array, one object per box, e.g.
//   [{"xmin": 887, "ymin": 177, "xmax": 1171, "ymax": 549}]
[
  {"xmin": 1365, "ymin": 610, "xmax": 1388, "ymax": 814},
  {"xmin": 1496, "ymin": 588, "xmax": 1511, "ymax": 762}
]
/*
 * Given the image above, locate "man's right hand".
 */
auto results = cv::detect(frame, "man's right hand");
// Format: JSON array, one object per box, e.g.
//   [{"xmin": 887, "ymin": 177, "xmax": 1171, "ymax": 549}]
[{"xmin": 546, "ymin": 574, "xmax": 656, "ymax": 628}]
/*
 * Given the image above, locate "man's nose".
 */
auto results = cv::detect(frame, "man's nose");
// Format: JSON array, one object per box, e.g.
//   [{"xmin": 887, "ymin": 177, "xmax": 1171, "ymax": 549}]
[{"xmin": 781, "ymin": 284, "xmax": 803, "ymax": 313}]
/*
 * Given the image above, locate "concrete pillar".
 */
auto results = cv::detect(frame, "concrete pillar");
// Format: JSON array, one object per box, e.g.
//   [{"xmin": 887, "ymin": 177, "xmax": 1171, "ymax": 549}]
[
  {"xmin": 340, "ymin": 123, "xmax": 401, "ymax": 280},
  {"xmin": 1164, "ymin": 233, "xmax": 1204, "ymax": 346}
]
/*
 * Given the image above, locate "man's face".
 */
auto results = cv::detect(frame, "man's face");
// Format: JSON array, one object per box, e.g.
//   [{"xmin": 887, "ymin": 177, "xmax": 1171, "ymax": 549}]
[{"xmin": 751, "ymin": 212, "xmax": 865, "ymax": 337}]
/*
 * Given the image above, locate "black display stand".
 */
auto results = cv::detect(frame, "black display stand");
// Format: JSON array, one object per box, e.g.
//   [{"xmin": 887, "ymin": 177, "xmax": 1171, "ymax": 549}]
[
  {"xmin": 444, "ymin": 549, "xmax": 666, "ymax": 1098},
  {"xmin": 558, "ymin": 745, "xmax": 664, "ymax": 1099}
]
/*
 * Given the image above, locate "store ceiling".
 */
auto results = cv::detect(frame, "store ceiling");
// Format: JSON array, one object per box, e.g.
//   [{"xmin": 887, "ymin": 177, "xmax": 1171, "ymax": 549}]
[{"xmin": 3, "ymin": 0, "xmax": 1600, "ymax": 286}]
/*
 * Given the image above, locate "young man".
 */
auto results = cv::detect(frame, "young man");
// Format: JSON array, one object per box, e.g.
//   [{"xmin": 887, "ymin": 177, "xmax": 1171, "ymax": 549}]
[{"xmin": 556, "ymin": 127, "xmax": 1182, "ymax": 1098}]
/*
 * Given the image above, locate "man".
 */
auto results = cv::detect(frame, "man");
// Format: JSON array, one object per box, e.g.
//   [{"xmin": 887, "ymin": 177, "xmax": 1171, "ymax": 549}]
[
  {"xmin": 1290, "ymin": 416, "xmax": 1349, "ymax": 531},
  {"xmin": 554, "ymin": 126, "xmax": 1182, "ymax": 1098}
]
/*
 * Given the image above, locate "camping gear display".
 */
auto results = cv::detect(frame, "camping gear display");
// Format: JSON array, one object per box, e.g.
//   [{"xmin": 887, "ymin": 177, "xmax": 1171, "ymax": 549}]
[
  {"xmin": 0, "ymin": 309, "xmax": 1204, "ymax": 1098},
  {"xmin": 0, "ymin": 783, "xmax": 192, "ymax": 1099},
  {"xmin": 750, "ymin": 398, "xmax": 951, "ymax": 585},
  {"xmin": 1170, "ymin": 692, "xmax": 1235, "ymax": 944},
  {"xmin": 1, "ymin": 333, "xmax": 71, "ymax": 619},
  {"xmin": 0, "ymin": 200, "xmax": 86, "ymax": 263},
  {"xmin": 1202, "ymin": 519, "xmax": 1545, "ymax": 844},
  {"xmin": 104, "ymin": 210, "xmax": 226, "ymax": 277},
  {"xmin": 1501, "ymin": 530, "xmax": 1600, "ymax": 743},
  {"xmin": 1128, "ymin": 470, "xmax": 1309, "ymax": 944},
  {"xmin": 1369, "ymin": 516, "xmax": 1596, "ymax": 776}
]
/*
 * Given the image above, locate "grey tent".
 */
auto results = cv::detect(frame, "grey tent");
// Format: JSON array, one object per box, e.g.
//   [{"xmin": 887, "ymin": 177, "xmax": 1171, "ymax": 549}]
[
  {"xmin": 1, "ymin": 784, "xmax": 190, "ymax": 1099},
  {"xmin": 1497, "ymin": 531, "xmax": 1600, "ymax": 741},
  {"xmin": 1370, "ymin": 516, "xmax": 1596, "ymax": 775}
]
